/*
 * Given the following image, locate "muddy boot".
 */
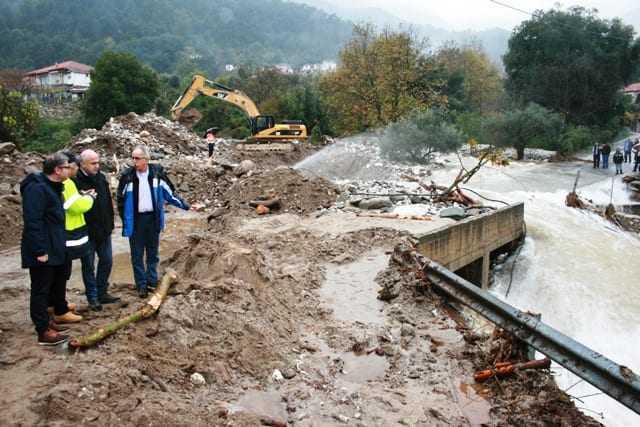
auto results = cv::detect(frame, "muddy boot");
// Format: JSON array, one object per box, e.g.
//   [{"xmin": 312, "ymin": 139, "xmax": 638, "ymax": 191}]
[
  {"xmin": 138, "ymin": 287, "xmax": 148, "ymax": 299},
  {"xmin": 54, "ymin": 311, "xmax": 83, "ymax": 324},
  {"xmin": 48, "ymin": 320, "xmax": 70, "ymax": 332},
  {"xmin": 38, "ymin": 328, "xmax": 70, "ymax": 346}
]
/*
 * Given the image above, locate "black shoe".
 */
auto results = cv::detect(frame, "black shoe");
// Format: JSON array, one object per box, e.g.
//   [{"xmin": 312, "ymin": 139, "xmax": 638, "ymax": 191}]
[
  {"xmin": 138, "ymin": 288, "xmax": 148, "ymax": 299},
  {"xmin": 147, "ymin": 282, "xmax": 157, "ymax": 290},
  {"xmin": 99, "ymin": 293, "xmax": 121, "ymax": 304},
  {"xmin": 38, "ymin": 328, "xmax": 70, "ymax": 346},
  {"xmin": 89, "ymin": 301, "xmax": 103, "ymax": 312}
]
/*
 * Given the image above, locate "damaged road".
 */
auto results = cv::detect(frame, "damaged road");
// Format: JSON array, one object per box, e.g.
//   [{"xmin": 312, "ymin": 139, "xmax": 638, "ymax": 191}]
[{"xmin": 0, "ymin": 113, "xmax": 603, "ymax": 426}]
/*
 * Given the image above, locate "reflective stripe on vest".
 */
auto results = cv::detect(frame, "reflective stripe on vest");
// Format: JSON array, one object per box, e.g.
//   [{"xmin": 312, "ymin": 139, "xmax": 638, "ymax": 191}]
[{"xmin": 66, "ymin": 235, "xmax": 89, "ymax": 247}]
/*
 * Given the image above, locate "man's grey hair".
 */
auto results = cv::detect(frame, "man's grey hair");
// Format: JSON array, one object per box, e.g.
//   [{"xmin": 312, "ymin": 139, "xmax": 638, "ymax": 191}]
[
  {"xmin": 133, "ymin": 145, "xmax": 150, "ymax": 159},
  {"xmin": 80, "ymin": 149, "xmax": 99, "ymax": 162},
  {"xmin": 43, "ymin": 152, "xmax": 69, "ymax": 175}
]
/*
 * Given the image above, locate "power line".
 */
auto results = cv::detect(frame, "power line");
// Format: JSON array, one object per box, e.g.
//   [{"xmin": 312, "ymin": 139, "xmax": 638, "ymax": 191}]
[{"xmin": 489, "ymin": 0, "xmax": 539, "ymax": 18}]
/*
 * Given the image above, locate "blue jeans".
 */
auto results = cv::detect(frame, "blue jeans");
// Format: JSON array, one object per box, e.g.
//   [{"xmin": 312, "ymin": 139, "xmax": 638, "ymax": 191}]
[
  {"xmin": 129, "ymin": 214, "xmax": 159, "ymax": 290},
  {"xmin": 602, "ymin": 154, "xmax": 609, "ymax": 169},
  {"xmin": 81, "ymin": 237, "xmax": 113, "ymax": 303}
]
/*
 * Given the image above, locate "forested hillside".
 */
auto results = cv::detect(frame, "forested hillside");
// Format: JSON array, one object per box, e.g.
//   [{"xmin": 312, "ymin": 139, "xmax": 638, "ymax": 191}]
[{"xmin": 0, "ymin": 0, "xmax": 352, "ymax": 73}]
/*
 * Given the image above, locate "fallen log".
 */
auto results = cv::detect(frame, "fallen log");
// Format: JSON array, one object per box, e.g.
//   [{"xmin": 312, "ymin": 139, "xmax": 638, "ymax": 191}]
[
  {"xmin": 474, "ymin": 358, "xmax": 551, "ymax": 382},
  {"xmin": 69, "ymin": 268, "xmax": 178, "ymax": 349}
]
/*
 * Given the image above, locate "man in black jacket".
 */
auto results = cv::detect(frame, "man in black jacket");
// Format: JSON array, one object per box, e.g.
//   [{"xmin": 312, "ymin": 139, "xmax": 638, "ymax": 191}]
[
  {"xmin": 21, "ymin": 152, "xmax": 72, "ymax": 346},
  {"xmin": 76, "ymin": 149, "xmax": 120, "ymax": 310}
]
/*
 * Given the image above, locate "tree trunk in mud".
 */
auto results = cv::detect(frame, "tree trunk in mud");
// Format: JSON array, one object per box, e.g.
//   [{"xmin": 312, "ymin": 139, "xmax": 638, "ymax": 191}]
[{"xmin": 69, "ymin": 268, "xmax": 178, "ymax": 349}]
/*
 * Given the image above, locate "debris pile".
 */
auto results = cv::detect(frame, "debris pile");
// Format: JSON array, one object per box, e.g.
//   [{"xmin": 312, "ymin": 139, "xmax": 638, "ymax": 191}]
[
  {"xmin": 223, "ymin": 167, "xmax": 339, "ymax": 216},
  {"xmin": 70, "ymin": 112, "xmax": 205, "ymax": 169},
  {"xmin": 0, "ymin": 145, "xmax": 44, "ymax": 249}
]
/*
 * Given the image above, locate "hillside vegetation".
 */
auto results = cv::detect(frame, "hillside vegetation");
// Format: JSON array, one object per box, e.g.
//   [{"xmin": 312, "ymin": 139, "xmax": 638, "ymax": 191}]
[{"xmin": 0, "ymin": 0, "xmax": 352, "ymax": 73}]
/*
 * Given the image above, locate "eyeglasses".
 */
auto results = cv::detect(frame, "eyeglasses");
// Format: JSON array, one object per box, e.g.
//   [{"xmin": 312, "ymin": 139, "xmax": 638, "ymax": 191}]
[{"xmin": 132, "ymin": 156, "xmax": 146, "ymax": 160}]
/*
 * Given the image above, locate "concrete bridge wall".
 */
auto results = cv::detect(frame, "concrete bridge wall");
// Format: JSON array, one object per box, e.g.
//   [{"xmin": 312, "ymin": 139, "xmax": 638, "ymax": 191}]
[{"xmin": 416, "ymin": 203, "xmax": 525, "ymax": 288}]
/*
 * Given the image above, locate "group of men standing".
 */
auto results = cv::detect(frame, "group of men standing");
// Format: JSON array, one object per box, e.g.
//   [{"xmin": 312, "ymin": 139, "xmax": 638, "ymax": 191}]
[
  {"xmin": 592, "ymin": 137, "xmax": 640, "ymax": 174},
  {"xmin": 20, "ymin": 145, "xmax": 189, "ymax": 346}
]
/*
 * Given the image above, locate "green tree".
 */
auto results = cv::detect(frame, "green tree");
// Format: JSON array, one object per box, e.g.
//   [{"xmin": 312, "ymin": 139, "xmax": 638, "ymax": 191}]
[
  {"xmin": 83, "ymin": 51, "xmax": 159, "ymax": 128},
  {"xmin": 483, "ymin": 103, "xmax": 564, "ymax": 160},
  {"xmin": 504, "ymin": 7, "xmax": 640, "ymax": 127},
  {"xmin": 320, "ymin": 25, "xmax": 446, "ymax": 134},
  {"xmin": 435, "ymin": 42, "xmax": 504, "ymax": 114},
  {"xmin": 379, "ymin": 108, "xmax": 464, "ymax": 164},
  {"xmin": 0, "ymin": 84, "xmax": 39, "ymax": 144}
]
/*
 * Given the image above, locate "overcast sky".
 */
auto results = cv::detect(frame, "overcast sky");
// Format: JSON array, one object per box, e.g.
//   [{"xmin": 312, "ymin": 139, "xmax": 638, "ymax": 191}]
[{"xmin": 330, "ymin": 0, "xmax": 639, "ymax": 30}]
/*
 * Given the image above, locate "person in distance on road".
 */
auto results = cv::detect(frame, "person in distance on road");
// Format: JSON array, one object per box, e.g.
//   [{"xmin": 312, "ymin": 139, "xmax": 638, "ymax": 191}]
[{"xmin": 612, "ymin": 148, "xmax": 624, "ymax": 175}]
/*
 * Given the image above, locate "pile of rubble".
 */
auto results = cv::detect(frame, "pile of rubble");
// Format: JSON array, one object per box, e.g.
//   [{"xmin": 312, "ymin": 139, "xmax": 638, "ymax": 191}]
[
  {"xmin": 222, "ymin": 167, "xmax": 339, "ymax": 217},
  {"xmin": 0, "ymin": 143, "xmax": 44, "ymax": 250},
  {"xmin": 69, "ymin": 112, "xmax": 205, "ymax": 171}
]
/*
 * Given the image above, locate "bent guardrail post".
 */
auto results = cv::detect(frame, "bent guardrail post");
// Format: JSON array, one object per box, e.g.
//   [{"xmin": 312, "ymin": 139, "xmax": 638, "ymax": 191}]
[{"xmin": 420, "ymin": 257, "xmax": 640, "ymax": 415}]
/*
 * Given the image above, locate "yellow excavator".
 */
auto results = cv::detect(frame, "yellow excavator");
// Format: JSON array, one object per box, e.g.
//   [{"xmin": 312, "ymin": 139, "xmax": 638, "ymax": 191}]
[{"xmin": 171, "ymin": 75, "xmax": 307, "ymax": 150}]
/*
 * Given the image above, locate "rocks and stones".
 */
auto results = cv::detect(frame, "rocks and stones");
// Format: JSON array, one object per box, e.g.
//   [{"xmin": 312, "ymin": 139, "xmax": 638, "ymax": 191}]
[
  {"xmin": 233, "ymin": 159, "xmax": 256, "ymax": 177},
  {"xmin": 358, "ymin": 197, "xmax": 393, "ymax": 210},
  {"xmin": 0, "ymin": 142, "xmax": 16, "ymax": 155},
  {"xmin": 190, "ymin": 372, "xmax": 206, "ymax": 386},
  {"xmin": 439, "ymin": 206, "xmax": 467, "ymax": 220}
]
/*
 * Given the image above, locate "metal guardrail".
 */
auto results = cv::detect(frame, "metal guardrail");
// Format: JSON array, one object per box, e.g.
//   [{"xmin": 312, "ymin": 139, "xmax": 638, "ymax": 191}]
[{"xmin": 419, "ymin": 257, "xmax": 640, "ymax": 415}]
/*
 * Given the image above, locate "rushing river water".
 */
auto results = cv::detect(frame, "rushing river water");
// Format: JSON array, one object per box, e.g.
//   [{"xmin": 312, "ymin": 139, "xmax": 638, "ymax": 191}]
[{"xmin": 296, "ymin": 136, "xmax": 640, "ymax": 426}]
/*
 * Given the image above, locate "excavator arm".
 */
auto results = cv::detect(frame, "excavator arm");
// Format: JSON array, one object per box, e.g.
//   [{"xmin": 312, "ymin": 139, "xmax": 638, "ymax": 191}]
[{"xmin": 170, "ymin": 75, "xmax": 261, "ymax": 120}]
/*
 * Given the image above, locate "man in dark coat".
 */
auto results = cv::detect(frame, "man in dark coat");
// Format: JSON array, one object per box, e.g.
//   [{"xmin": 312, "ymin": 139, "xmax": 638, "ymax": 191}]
[
  {"xmin": 21, "ymin": 152, "xmax": 72, "ymax": 345},
  {"xmin": 76, "ymin": 149, "xmax": 119, "ymax": 311}
]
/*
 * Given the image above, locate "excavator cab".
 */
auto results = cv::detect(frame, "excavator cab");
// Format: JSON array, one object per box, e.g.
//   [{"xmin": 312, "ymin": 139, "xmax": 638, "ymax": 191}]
[{"xmin": 252, "ymin": 115, "xmax": 275, "ymax": 134}]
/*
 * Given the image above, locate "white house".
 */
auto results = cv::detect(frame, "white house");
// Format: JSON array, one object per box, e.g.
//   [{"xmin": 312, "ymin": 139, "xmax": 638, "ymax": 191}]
[
  {"xmin": 300, "ymin": 61, "xmax": 337, "ymax": 74},
  {"xmin": 24, "ymin": 61, "xmax": 93, "ymax": 101},
  {"xmin": 274, "ymin": 63, "xmax": 294, "ymax": 74},
  {"xmin": 225, "ymin": 64, "xmax": 236, "ymax": 72}
]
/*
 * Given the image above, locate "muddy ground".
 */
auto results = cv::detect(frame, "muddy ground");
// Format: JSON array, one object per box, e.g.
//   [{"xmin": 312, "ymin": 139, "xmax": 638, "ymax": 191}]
[
  {"xmin": 0, "ymin": 115, "xmax": 601, "ymax": 426},
  {"xmin": 0, "ymin": 209, "xmax": 600, "ymax": 426}
]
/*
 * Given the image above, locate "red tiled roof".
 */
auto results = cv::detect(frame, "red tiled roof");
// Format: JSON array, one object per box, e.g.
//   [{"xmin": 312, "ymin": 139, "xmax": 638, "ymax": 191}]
[
  {"xmin": 624, "ymin": 83, "xmax": 640, "ymax": 93},
  {"xmin": 25, "ymin": 61, "xmax": 93, "ymax": 76}
]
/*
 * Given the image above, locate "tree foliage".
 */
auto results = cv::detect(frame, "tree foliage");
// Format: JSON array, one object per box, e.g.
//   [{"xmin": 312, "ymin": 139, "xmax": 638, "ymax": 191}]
[
  {"xmin": 482, "ymin": 103, "xmax": 564, "ymax": 160},
  {"xmin": 435, "ymin": 42, "xmax": 504, "ymax": 114},
  {"xmin": 379, "ymin": 108, "xmax": 464, "ymax": 164},
  {"xmin": 504, "ymin": 7, "xmax": 640, "ymax": 127},
  {"xmin": 83, "ymin": 52, "xmax": 159, "ymax": 128},
  {"xmin": 0, "ymin": 0, "xmax": 352, "ymax": 74},
  {"xmin": 0, "ymin": 84, "xmax": 39, "ymax": 144},
  {"xmin": 320, "ymin": 25, "xmax": 447, "ymax": 134}
]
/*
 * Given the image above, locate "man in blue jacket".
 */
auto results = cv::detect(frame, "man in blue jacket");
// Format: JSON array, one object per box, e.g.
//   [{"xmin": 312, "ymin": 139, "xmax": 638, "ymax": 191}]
[
  {"xmin": 117, "ymin": 145, "xmax": 190, "ymax": 298},
  {"xmin": 21, "ymin": 153, "xmax": 73, "ymax": 345}
]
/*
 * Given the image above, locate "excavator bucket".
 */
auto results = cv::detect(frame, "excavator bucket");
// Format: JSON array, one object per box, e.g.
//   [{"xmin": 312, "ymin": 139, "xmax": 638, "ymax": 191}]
[{"xmin": 176, "ymin": 108, "xmax": 203, "ymax": 128}]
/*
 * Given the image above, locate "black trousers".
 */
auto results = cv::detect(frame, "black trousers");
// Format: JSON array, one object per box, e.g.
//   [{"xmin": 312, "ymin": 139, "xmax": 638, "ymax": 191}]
[
  {"xmin": 29, "ymin": 262, "xmax": 71, "ymax": 334},
  {"xmin": 208, "ymin": 143, "xmax": 214, "ymax": 157}
]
